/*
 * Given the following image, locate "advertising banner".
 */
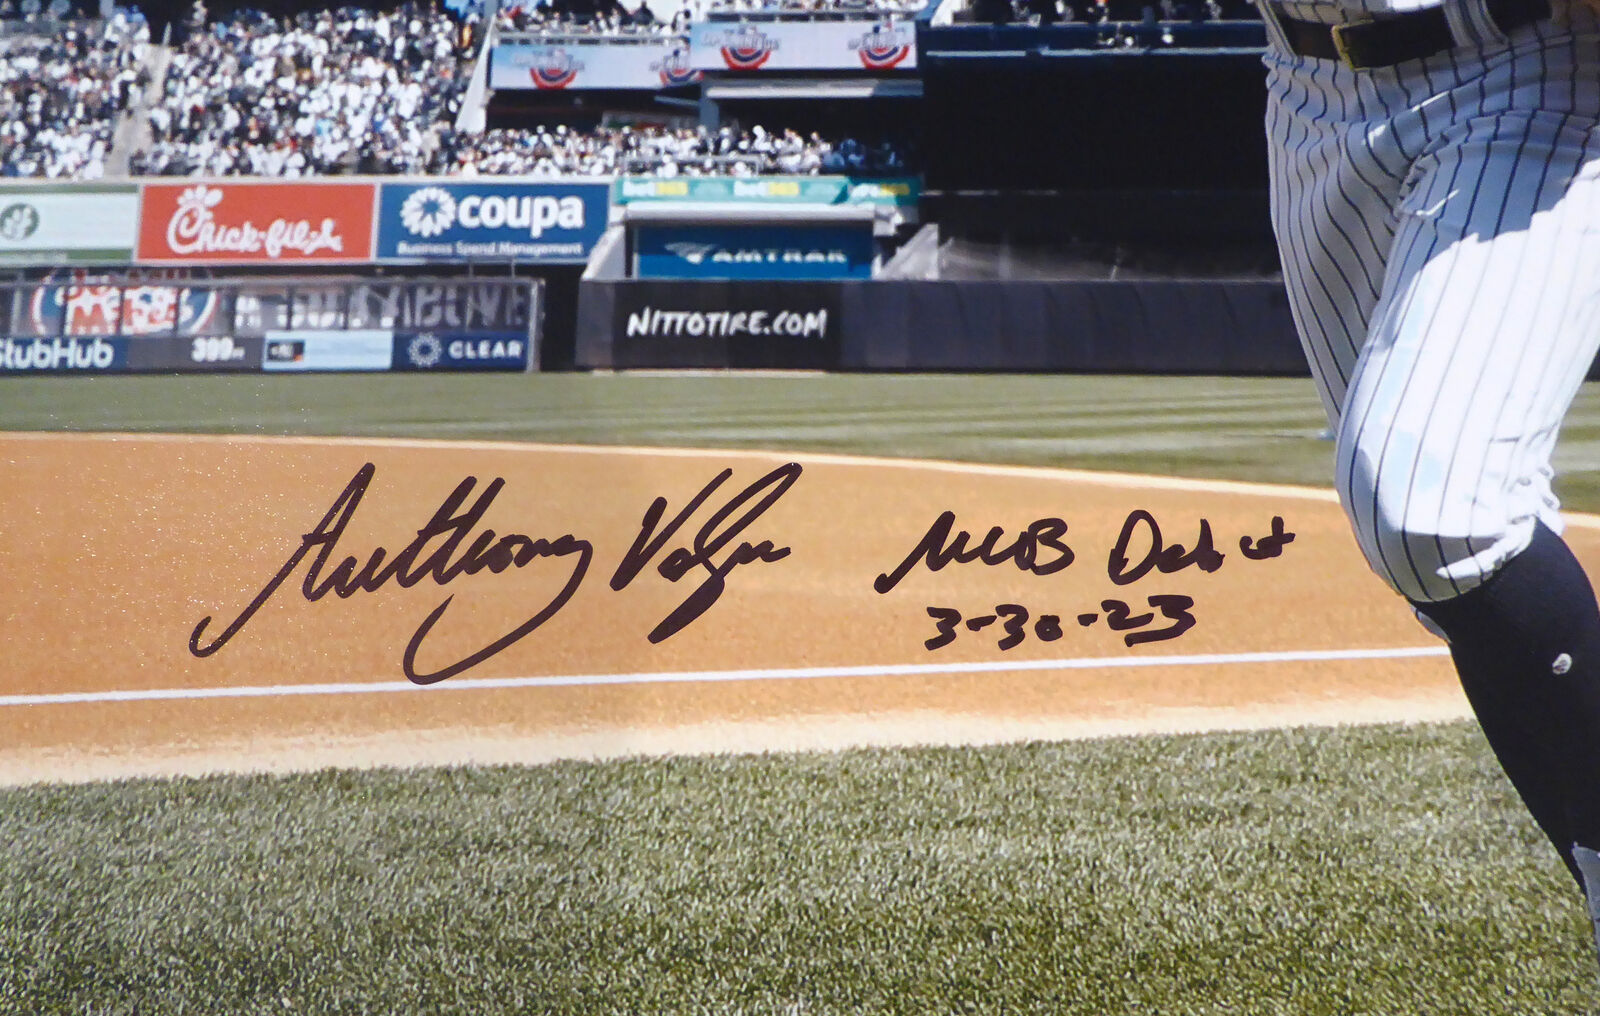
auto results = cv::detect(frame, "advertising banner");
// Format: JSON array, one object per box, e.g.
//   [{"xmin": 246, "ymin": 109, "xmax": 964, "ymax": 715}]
[
  {"xmin": 376, "ymin": 182, "xmax": 608, "ymax": 263},
  {"xmin": 688, "ymin": 18, "xmax": 915, "ymax": 72},
  {"xmin": 127, "ymin": 335, "xmax": 262, "ymax": 372},
  {"xmin": 0, "ymin": 334, "xmax": 262, "ymax": 373},
  {"xmin": 634, "ymin": 224, "xmax": 873, "ymax": 280},
  {"xmin": 490, "ymin": 38, "xmax": 700, "ymax": 90},
  {"xmin": 262, "ymin": 329, "xmax": 393, "ymax": 371},
  {"xmin": 609, "ymin": 280, "xmax": 840, "ymax": 369},
  {"xmin": 392, "ymin": 330, "xmax": 531, "ymax": 371},
  {"xmin": 0, "ymin": 335, "xmax": 129, "ymax": 373},
  {"xmin": 344, "ymin": 280, "xmax": 537, "ymax": 331},
  {"xmin": 137, "ymin": 182, "xmax": 377, "ymax": 264},
  {"xmin": 614, "ymin": 175, "xmax": 919, "ymax": 209},
  {"xmin": 0, "ymin": 185, "xmax": 138, "ymax": 265},
  {"xmin": 15, "ymin": 269, "xmax": 225, "ymax": 337}
]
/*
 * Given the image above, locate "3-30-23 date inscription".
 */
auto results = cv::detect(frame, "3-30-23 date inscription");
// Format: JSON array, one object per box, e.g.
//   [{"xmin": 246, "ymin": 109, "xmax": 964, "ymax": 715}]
[{"xmin": 924, "ymin": 595, "xmax": 1198, "ymax": 651}]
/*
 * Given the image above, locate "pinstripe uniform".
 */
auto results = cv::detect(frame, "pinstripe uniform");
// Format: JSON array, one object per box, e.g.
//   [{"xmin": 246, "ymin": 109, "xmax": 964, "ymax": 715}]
[
  {"xmin": 1256, "ymin": 0, "xmax": 1600, "ymax": 976},
  {"xmin": 1262, "ymin": 0, "xmax": 1600, "ymax": 603}
]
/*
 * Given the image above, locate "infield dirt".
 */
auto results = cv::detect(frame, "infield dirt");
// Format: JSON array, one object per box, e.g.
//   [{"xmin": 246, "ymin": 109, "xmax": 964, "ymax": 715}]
[{"xmin": 7, "ymin": 431, "xmax": 1581, "ymax": 786}]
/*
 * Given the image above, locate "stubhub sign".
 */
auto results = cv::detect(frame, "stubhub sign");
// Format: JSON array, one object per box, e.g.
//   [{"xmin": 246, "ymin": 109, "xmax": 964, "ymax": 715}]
[{"xmin": 376, "ymin": 182, "xmax": 608, "ymax": 263}]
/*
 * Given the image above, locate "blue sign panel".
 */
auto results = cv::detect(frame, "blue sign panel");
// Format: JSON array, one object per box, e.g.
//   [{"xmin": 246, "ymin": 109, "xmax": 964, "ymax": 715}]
[
  {"xmin": 0, "ymin": 335, "xmax": 129, "ymax": 372},
  {"xmin": 376, "ymin": 182, "xmax": 608, "ymax": 264},
  {"xmin": 634, "ymin": 225, "xmax": 874, "ymax": 280},
  {"xmin": 392, "ymin": 331, "xmax": 531, "ymax": 371}
]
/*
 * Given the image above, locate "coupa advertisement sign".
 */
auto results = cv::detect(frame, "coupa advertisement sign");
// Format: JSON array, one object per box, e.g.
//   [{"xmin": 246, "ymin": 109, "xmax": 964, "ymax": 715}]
[
  {"xmin": 634, "ymin": 225, "xmax": 874, "ymax": 280},
  {"xmin": 0, "ymin": 185, "xmax": 138, "ymax": 264},
  {"xmin": 137, "ymin": 183, "xmax": 377, "ymax": 264},
  {"xmin": 376, "ymin": 182, "xmax": 607, "ymax": 263},
  {"xmin": 688, "ymin": 19, "xmax": 915, "ymax": 72},
  {"xmin": 490, "ymin": 39, "xmax": 700, "ymax": 90}
]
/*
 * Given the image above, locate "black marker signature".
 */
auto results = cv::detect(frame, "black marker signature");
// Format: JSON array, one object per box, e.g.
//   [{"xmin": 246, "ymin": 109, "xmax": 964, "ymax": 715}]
[
  {"xmin": 1108, "ymin": 510, "xmax": 1294, "ymax": 584},
  {"xmin": 1239, "ymin": 515, "xmax": 1296, "ymax": 559},
  {"xmin": 610, "ymin": 462, "xmax": 801, "ymax": 643},
  {"xmin": 873, "ymin": 511, "xmax": 1074, "ymax": 594},
  {"xmin": 1106, "ymin": 510, "xmax": 1225, "ymax": 586},
  {"xmin": 189, "ymin": 462, "xmax": 593, "ymax": 685}
]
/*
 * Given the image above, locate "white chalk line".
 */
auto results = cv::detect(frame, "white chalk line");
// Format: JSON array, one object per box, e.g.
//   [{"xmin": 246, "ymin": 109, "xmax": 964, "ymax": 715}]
[{"xmin": 0, "ymin": 645, "xmax": 1450, "ymax": 708}]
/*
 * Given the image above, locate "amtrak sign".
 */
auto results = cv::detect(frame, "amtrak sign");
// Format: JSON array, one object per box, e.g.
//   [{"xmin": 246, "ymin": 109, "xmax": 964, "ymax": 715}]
[
  {"xmin": 634, "ymin": 225, "xmax": 874, "ymax": 280},
  {"xmin": 376, "ymin": 181, "xmax": 608, "ymax": 263}
]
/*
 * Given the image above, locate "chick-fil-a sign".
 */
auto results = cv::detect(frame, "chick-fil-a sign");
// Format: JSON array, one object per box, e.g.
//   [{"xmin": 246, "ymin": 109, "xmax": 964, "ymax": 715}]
[{"xmin": 137, "ymin": 182, "xmax": 376, "ymax": 264}]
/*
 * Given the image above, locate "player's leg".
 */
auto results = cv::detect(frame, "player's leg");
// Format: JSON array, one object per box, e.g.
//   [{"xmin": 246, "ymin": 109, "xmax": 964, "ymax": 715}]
[
  {"xmin": 1418, "ymin": 521, "xmax": 1600, "ymax": 887},
  {"xmin": 1332, "ymin": 28, "xmax": 1600, "ymax": 903},
  {"xmin": 1265, "ymin": 17, "xmax": 1600, "ymax": 955},
  {"xmin": 1333, "ymin": 111, "xmax": 1600, "ymax": 605},
  {"xmin": 1256, "ymin": 49, "xmax": 1581, "ymax": 860},
  {"xmin": 1257, "ymin": 52, "xmax": 1588, "ymax": 866},
  {"xmin": 1262, "ymin": 50, "xmax": 1399, "ymax": 423}
]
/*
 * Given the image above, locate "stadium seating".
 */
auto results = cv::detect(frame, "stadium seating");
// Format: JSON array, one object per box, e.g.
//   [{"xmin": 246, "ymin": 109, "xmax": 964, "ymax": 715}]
[
  {"xmin": 0, "ymin": 9, "xmax": 148, "ymax": 178},
  {"xmin": 135, "ymin": 2, "xmax": 470, "ymax": 175},
  {"xmin": 0, "ymin": 0, "xmax": 1251, "ymax": 180}
]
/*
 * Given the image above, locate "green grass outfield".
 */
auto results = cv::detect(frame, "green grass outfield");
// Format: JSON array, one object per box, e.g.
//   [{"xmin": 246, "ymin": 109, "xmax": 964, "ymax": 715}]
[
  {"xmin": 5, "ymin": 373, "xmax": 1600, "ymax": 1014},
  {"xmin": 9, "ymin": 372, "xmax": 1600, "ymax": 509}
]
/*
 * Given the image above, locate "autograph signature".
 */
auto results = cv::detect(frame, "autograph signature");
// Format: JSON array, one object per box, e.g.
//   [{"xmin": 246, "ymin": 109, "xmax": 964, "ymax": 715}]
[
  {"xmin": 190, "ymin": 461, "xmax": 1299, "ymax": 682},
  {"xmin": 189, "ymin": 461, "xmax": 801, "ymax": 684}
]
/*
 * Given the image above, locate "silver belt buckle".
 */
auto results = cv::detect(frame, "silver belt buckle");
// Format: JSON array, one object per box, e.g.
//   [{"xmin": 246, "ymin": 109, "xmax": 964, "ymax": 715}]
[{"xmin": 1329, "ymin": 17, "xmax": 1373, "ymax": 70}]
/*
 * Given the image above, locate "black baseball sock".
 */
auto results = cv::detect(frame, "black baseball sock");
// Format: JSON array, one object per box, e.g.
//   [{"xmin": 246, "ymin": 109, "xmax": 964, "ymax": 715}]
[{"xmin": 1410, "ymin": 521, "xmax": 1600, "ymax": 892}]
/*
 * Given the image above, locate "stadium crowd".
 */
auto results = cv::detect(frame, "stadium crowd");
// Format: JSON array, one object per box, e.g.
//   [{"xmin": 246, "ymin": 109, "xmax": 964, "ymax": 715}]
[
  {"xmin": 0, "ymin": 0, "xmax": 102, "ymax": 20},
  {"xmin": 495, "ymin": 0, "xmax": 921, "ymax": 33},
  {"xmin": 132, "ymin": 2, "xmax": 470, "ymax": 176},
  {"xmin": 970, "ymin": 0, "xmax": 1252, "ymax": 22},
  {"xmin": 703, "ymin": 0, "xmax": 925, "ymax": 15},
  {"xmin": 0, "ymin": 9, "xmax": 148, "ymax": 178},
  {"xmin": 431, "ymin": 123, "xmax": 907, "ymax": 176},
  {"xmin": 0, "ymin": 0, "xmax": 1168, "ymax": 181},
  {"xmin": 495, "ymin": 0, "xmax": 691, "ymax": 35}
]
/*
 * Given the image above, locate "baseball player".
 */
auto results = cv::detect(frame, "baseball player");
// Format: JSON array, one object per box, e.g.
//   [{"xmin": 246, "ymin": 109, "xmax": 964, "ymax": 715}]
[{"xmin": 1254, "ymin": 0, "xmax": 1600, "ymax": 976}]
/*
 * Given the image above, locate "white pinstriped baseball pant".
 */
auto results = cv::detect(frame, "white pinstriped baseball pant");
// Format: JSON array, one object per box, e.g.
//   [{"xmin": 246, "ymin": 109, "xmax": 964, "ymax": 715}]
[{"xmin": 1261, "ymin": 4, "xmax": 1600, "ymax": 603}]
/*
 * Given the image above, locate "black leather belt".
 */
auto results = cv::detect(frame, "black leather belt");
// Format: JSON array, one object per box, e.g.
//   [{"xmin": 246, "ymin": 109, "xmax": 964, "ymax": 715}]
[{"xmin": 1276, "ymin": 0, "xmax": 1551, "ymax": 69}]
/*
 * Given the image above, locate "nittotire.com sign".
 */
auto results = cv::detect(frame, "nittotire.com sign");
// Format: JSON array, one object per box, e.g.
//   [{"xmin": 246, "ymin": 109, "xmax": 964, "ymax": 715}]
[
  {"xmin": 607, "ymin": 281, "xmax": 841, "ymax": 369},
  {"xmin": 624, "ymin": 307, "xmax": 830, "ymax": 340}
]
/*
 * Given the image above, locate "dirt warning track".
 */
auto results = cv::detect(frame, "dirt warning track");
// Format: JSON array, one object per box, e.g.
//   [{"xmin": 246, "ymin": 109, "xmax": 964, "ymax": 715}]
[{"xmin": 6, "ymin": 431, "xmax": 1574, "ymax": 786}]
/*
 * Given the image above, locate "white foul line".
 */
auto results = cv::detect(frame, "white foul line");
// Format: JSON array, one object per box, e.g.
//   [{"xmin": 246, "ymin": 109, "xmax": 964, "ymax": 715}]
[{"xmin": 0, "ymin": 646, "xmax": 1450, "ymax": 708}]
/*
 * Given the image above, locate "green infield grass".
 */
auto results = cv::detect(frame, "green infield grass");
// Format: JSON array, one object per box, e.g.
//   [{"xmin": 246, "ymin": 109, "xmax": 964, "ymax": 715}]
[
  {"xmin": 1, "ymin": 724, "xmax": 1594, "ymax": 1015},
  {"xmin": 7, "ymin": 372, "xmax": 1600, "ymax": 510}
]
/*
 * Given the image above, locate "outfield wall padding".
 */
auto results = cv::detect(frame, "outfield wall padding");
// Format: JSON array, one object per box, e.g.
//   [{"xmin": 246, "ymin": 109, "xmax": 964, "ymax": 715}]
[{"xmin": 576, "ymin": 278, "xmax": 1308, "ymax": 373}]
